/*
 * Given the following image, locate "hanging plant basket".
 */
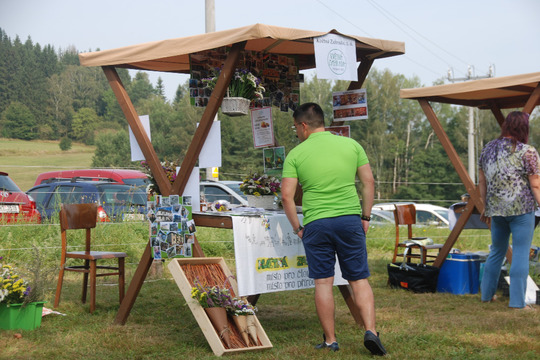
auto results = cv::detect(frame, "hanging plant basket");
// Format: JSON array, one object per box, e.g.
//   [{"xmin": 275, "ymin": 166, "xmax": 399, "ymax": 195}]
[{"xmin": 221, "ymin": 97, "xmax": 250, "ymax": 116}]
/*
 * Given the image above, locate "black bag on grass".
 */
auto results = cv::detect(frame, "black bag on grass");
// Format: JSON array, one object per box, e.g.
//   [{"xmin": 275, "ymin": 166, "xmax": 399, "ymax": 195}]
[{"xmin": 387, "ymin": 247, "xmax": 439, "ymax": 293}]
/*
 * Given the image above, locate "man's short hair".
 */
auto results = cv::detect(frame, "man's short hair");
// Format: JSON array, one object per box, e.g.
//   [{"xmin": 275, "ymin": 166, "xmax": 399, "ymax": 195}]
[{"xmin": 293, "ymin": 103, "xmax": 325, "ymax": 128}]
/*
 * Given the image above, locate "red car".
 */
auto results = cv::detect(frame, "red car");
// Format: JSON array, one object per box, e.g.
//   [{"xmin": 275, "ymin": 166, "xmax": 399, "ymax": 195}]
[
  {"xmin": 34, "ymin": 169, "xmax": 149, "ymax": 187},
  {"xmin": 0, "ymin": 172, "xmax": 41, "ymax": 223}
]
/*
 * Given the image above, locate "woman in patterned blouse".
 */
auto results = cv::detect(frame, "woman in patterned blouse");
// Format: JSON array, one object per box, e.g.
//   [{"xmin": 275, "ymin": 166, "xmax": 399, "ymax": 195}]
[{"xmin": 478, "ymin": 111, "xmax": 540, "ymax": 309}]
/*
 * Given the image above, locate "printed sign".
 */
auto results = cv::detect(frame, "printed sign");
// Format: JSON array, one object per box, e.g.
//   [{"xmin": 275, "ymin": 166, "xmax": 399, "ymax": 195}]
[
  {"xmin": 232, "ymin": 215, "xmax": 347, "ymax": 296},
  {"xmin": 251, "ymin": 107, "xmax": 275, "ymax": 148},
  {"xmin": 332, "ymin": 89, "xmax": 368, "ymax": 121},
  {"xmin": 314, "ymin": 33, "xmax": 357, "ymax": 81}
]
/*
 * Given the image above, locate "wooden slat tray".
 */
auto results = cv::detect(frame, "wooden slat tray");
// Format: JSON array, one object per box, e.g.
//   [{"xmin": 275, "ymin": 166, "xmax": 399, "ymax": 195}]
[{"xmin": 168, "ymin": 257, "xmax": 273, "ymax": 356}]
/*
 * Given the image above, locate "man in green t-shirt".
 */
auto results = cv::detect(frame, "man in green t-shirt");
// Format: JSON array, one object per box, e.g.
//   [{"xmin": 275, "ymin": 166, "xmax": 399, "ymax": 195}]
[{"xmin": 282, "ymin": 103, "xmax": 386, "ymax": 356}]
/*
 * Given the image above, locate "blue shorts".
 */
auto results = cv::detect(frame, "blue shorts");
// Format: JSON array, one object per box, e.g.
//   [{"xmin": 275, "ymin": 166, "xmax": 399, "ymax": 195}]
[{"xmin": 302, "ymin": 215, "xmax": 370, "ymax": 281}]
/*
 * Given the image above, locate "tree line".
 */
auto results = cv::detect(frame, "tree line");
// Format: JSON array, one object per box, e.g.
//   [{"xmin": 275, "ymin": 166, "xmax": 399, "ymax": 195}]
[{"xmin": 2, "ymin": 28, "xmax": 537, "ymax": 204}]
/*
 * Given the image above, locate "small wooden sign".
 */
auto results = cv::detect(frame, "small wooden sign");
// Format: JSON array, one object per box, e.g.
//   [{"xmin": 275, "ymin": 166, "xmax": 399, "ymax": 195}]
[{"xmin": 168, "ymin": 257, "xmax": 273, "ymax": 356}]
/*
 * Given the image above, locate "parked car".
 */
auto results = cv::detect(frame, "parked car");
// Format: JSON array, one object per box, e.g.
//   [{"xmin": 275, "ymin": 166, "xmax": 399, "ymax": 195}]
[
  {"xmin": 372, "ymin": 202, "xmax": 449, "ymax": 227},
  {"xmin": 0, "ymin": 172, "xmax": 41, "ymax": 223},
  {"xmin": 26, "ymin": 180, "xmax": 147, "ymax": 222},
  {"xmin": 370, "ymin": 209, "xmax": 395, "ymax": 226},
  {"xmin": 34, "ymin": 169, "xmax": 149, "ymax": 187},
  {"xmin": 200, "ymin": 180, "xmax": 248, "ymax": 206}
]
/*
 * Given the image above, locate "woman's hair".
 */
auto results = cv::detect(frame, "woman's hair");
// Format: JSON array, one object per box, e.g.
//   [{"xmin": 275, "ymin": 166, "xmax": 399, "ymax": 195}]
[{"xmin": 500, "ymin": 111, "xmax": 530, "ymax": 145}]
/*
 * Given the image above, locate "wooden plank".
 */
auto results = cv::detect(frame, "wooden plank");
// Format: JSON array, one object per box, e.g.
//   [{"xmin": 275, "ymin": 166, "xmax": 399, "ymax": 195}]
[
  {"xmin": 114, "ymin": 243, "xmax": 154, "ymax": 324},
  {"xmin": 192, "ymin": 213, "xmax": 233, "ymax": 229},
  {"xmin": 171, "ymin": 41, "xmax": 247, "ymax": 196},
  {"xmin": 168, "ymin": 258, "xmax": 273, "ymax": 356},
  {"xmin": 102, "ymin": 66, "xmax": 172, "ymax": 196}
]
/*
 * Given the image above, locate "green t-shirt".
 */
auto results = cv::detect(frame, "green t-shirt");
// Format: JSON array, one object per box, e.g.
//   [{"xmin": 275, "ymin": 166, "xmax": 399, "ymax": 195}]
[{"xmin": 282, "ymin": 131, "xmax": 369, "ymax": 225}]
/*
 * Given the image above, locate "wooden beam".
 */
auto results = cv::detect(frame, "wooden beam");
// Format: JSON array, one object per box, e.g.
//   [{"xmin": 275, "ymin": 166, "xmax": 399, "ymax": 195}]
[
  {"xmin": 102, "ymin": 66, "xmax": 172, "ymax": 196},
  {"xmin": 114, "ymin": 243, "xmax": 153, "ymax": 324},
  {"xmin": 171, "ymin": 41, "xmax": 247, "ymax": 195},
  {"xmin": 523, "ymin": 82, "xmax": 540, "ymax": 115},
  {"xmin": 489, "ymin": 102, "xmax": 505, "ymax": 127},
  {"xmin": 433, "ymin": 204, "xmax": 474, "ymax": 267},
  {"xmin": 330, "ymin": 58, "xmax": 374, "ymax": 127},
  {"xmin": 419, "ymin": 99, "xmax": 483, "ymax": 212}
]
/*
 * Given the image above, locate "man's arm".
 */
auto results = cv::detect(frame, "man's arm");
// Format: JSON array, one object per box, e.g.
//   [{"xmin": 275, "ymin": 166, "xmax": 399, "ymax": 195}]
[
  {"xmin": 357, "ymin": 163, "xmax": 375, "ymax": 233},
  {"xmin": 282, "ymin": 177, "xmax": 304, "ymax": 238}
]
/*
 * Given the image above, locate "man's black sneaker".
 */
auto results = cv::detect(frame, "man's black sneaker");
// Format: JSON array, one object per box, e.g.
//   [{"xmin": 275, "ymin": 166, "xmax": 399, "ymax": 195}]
[
  {"xmin": 315, "ymin": 341, "xmax": 339, "ymax": 352},
  {"xmin": 364, "ymin": 330, "xmax": 387, "ymax": 356}
]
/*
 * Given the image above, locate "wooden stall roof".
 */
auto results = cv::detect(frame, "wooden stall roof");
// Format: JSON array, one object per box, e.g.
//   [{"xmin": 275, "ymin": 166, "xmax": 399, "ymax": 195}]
[
  {"xmin": 400, "ymin": 72, "xmax": 540, "ymax": 110},
  {"xmin": 79, "ymin": 23, "xmax": 404, "ymax": 72}
]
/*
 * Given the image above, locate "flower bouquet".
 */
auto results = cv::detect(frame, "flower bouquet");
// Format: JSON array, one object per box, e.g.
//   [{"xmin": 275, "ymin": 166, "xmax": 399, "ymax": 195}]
[
  {"xmin": 229, "ymin": 297, "xmax": 258, "ymax": 346},
  {"xmin": 240, "ymin": 173, "xmax": 281, "ymax": 197},
  {"xmin": 0, "ymin": 260, "xmax": 31, "ymax": 305},
  {"xmin": 141, "ymin": 160, "xmax": 179, "ymax": 196},
  {"xmin": 191, "ymin": 280, "xmax": 235, "ymax": 347}
]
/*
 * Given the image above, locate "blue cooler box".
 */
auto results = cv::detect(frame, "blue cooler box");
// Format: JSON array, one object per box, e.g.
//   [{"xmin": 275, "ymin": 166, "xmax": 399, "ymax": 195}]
[{"xmin": 437, "ymin": 253, "xmax": 481, "ymax": 294}]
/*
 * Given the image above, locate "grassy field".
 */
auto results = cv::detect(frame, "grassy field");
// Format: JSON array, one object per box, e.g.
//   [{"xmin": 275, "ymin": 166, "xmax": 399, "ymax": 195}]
[
  {"xmin": 0, "ymin": 138, "xmax": 95, "ymax": 191},
  {"xmin": 0, "ymin": 222, "xmax": 539, "ymax": 360}
]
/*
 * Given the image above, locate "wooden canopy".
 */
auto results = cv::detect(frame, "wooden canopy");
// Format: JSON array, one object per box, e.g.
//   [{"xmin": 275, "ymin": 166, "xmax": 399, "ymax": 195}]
[
  {"xmin": 400, "ymin": 72, "xmax": 540, "ymax": 267},
  {"xmin": 401, "ymin": 72, "xmax": 540, "ymax": 110},
  {"xmin": 79, "ymin": 23, "xmax": 404, "ymax": 72},
  {"xmin": 80, "ymin": 24, "xmax": 404, "ymax": 325}
]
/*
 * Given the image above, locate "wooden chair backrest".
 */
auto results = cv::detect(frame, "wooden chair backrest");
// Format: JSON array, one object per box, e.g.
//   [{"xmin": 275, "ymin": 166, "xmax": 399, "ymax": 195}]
[
  {"xmin": 59, "ymin": 203, "xmax": 98, "ymax": 254},
  {"xmin": 394, "ymin": 204, "xmax": 417, "ymax": 241},
  {"xmin": 60, "ymin": 203, "xmax": 98, "ymax": 230}
]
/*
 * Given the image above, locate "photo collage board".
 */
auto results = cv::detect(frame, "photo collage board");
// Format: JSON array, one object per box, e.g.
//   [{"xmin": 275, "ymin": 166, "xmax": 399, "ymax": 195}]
[
  {"xmin": 189, "ymin": 47, "xmax": 303, "ymax": 112},
  {"xmin": 147, "ymin": 195, "xmax": 196, "ymax": 259}
]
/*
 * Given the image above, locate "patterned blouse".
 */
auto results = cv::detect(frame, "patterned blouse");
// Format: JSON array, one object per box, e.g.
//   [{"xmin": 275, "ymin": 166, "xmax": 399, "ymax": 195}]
[{"xmin": 479, "ymin": 137, "xmax": 540, "ymax": 216}]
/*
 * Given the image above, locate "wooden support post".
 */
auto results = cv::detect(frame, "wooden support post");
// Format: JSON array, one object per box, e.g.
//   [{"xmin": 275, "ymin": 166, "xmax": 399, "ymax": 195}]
[
  {"xmin": 171, "ymin": 41, "xmax": 247, "ymax": 195},
  {"xmin": 489, "ymin": 102, "xmax": 505, "ymax": 127},
  {"xmin": 114, "ymin": 243, "xmax": 154, "ymax": 324},
  {"xmin": 523, "ymin": 83, "xmax": 540, "ymax": 115},
  {"xmin": 418, "ymin": 99, "xmax": 485, "ymax": 267},
  {"xmin": 433, "ymin": 204, "xmax": 474, "ymax": 267},
  {"xmin": 102, "ymin": 66, "xmax": 171, "ymax": 196}
]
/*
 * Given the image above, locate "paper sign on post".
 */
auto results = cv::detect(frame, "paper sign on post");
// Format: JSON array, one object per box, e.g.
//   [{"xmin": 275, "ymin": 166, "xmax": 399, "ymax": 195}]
[
  {"xmin": 314, "ymin": 33, "xmax": 357, "ymax": 81},
  {"xmin": 198, "ymin": 121, "xmax": 222, "ymax": 168},
  {"xmin": 251, "ymin": 107, "xmax": 275, "ymax": 148},
  {"xmin": 129, "ymin": 115, "xmax": 151, "ymax": 161}
]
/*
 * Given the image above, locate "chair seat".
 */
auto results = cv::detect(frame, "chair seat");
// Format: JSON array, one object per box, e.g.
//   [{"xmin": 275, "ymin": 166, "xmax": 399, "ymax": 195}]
[
  {"xmin": 397, "ymin": 242, "xmax": 444, "ymax": 250},
  {"xmin": 66, "ymin": 251, "xmax": 127, "ymax": 260}
]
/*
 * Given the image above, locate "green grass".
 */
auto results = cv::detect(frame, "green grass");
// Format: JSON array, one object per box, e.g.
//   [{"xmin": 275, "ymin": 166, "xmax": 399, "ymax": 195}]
[
  {"xmin": 0, "ymin": 138, "xmax": 95, "ymax": 191},
  {"xmin": 1, "ymin": 223, "xmax": 539, "ymax": 359}
]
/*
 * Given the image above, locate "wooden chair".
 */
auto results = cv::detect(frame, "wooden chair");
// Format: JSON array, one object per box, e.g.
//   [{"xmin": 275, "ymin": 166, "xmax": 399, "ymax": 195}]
[
  {"xmin": 392, "ymin": 204, "xmax": 444, "ymax": 264},
  {"xmin": 54, "ymin": 203, "xmax": 127, "ymax": 313}
]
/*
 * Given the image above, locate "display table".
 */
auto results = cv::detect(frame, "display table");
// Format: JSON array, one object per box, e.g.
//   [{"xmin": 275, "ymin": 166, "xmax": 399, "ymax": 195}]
[{"xmin": 192, "ymin": 211, "xmax": 362, "ymax": 325}]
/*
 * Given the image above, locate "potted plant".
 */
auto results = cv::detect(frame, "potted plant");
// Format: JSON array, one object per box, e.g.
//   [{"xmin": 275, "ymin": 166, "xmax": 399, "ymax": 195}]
[
  {"xmin": 191, "ymin": 280, "xmax": 235, "ymax": 347},
  {"xmin": 203, "ymin": 68, "xmax": 265, "ymax": 116},
  {"xmin": 240, "ymin": 173, "xmax": 281, "ymax": 209},
  {"xmin": 0, "ymin": 257, "xmax": 46, "ymax": 330}
]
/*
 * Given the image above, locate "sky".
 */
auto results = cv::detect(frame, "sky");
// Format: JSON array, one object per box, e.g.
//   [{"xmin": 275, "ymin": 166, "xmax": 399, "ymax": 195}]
[{"xmin": 1, "ymin": 0, "xmax": 539, "ymax": 102}]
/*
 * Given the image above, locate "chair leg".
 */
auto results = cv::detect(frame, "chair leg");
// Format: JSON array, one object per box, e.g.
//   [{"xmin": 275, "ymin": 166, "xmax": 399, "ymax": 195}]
[
  {"xmin": 54, "ymin": 264, "xmax": 66, "ymax": 308},
  {"xmin": 82, "ymin": 259, "xmax": 90, "ymax": 304},
  {"xmin": 118, "ymin": 257, "xmax": 125, "ymax": 304},
  {"xmin": 90, "ymin": 260, "xmax": 97, "ymax": 313}
]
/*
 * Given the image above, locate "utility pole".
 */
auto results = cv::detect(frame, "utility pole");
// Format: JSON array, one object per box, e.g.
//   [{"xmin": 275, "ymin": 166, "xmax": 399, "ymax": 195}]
[
  {"xmin": 447, "ymin": 65, "xmax": 495, "ymax": 184},
  {"xmin": 205, "ymin": 0, "xmax": 218, "ymax": 181}
]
